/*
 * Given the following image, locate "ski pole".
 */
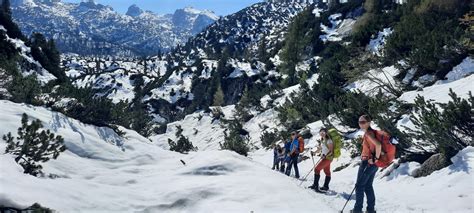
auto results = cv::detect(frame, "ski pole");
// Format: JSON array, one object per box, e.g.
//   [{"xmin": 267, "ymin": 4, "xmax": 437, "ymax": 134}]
[
  {"xmin": 299, "ymin": 157, "xmax": 322, "ymax": 186},
  {"xmin": 340, "ymin": 185, "xmax": 356, "ymax": 213},
  {"xmin": 340, "ymin": 166, "xmax": 368, "ymax": 213},
  {"xmin": 311, "ymin": 152, "xmax": 315, "ymax": 165}
]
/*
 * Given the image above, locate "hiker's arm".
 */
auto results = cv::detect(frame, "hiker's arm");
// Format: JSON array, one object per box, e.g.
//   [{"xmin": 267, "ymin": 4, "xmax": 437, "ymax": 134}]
[{"xmin": 366, "ymin": 132, "xmax": 382, "ymax": 159}]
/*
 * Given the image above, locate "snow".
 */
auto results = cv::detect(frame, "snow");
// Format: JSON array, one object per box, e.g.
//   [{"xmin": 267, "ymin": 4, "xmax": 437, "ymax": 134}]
[
  {"xmin": 345, "ymin": 66, "xmax": 400, "ymax": 97},
  {"xmin": 250, "ymin": 124, "xmax": 474, "ymax": 213},
  {"xmin": 183, "ymin": 6, "xmax": 220, "ymax": 20},
  {"xmin": 436, "ymin": 57, "xmax": 474, "ymax": 85},
  {"xmin": 146, "ymin": 69, "xmax": 194, "ymax": 104},
  {"xmin": 227, "ymin": 59, "xmax": 261, "ymax": 78},
  {"xmin": 260, "ymin": 73, "xmax": 319, "ymax": 108},
  {"xmin": 0, "ymin": 100, "xmax": 334, "ymax": 212},
  {"xmin": 2, "ymin": 30, "xmax": 57, "ymax": 85},
  {"xmin": 320, "ymin": 14, "xmax": 356, "ymax": 42},
  {"xmin": 412, "ymin": 74, "xmax": 436, "ymax": 88},
  {"xmin": 399, "ymin": 74, "xmax": 474, "ymax": 104},
  {"xmin": 2, "ymin": 78, "xmax": 474, "ymax": 212},
  {"xmin": 367, "ymin": 28, "xmax": 393, "ymax": 56}
]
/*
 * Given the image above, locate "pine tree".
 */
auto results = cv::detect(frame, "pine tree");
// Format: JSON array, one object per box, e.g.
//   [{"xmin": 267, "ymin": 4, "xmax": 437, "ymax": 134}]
[
  {"xmin": 213, "ymin": 82, "xmax": 224, "ymax": 106},
  {"xmin": 168, "ymin": 125, "xmax": 197, "ymax": 154},
  {"xmin": 279, "ymin": 4, "xmax": 323, "ymax": 86},
  {"xmin": 29, "ymin": 33, "xmax": 66, "ymax": 82},
  {"xmin": 220, "ymin": 119, "xmax": 250, "ymax": 156},
  {"xmin": 261, "ymin": 128, "xmax": 279, "ymax": 148},
  {"xmin": 234, "ymin": 86, "xmax": 253, "ymax": 123},
  {"xmin": 0, "ymin": 0, "xmax": 25, "ymax": 40},
  {"xmin": 3, "ymin": 113, "xmax": 66, "ymax": 176},
  {"xmin": 9, "ymin": 74, "xmax": 41, "ymax": 104},
  {"xmin": 409, "ymin": 90, "xmax": 473, "ymax": 158}
]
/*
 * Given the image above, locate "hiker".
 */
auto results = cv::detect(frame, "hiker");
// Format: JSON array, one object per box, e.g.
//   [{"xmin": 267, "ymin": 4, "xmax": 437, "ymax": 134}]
[
  {"xmin": 351, "ymin": 115, "xmax": 381, "ymax": 213},
  {"xmin": 309, "ymin": 128, "xmax": 333, "ymax": 192},
  {"xmin": 297, "ymin": 133, "xmax": 305, "ymax": 163},
  {"xmin": 284, "ymin": 137, "xmax": 291, "ymax": 172},
  {"xmin": 285, "ymin": 131, "xmax": 300, "ymax": 178},
  {"xmin": 272, "ymin": 144, "xmax": 281, "ymax": 170},
  {"xmin": 277, "ymin": 144, "xmax": 286, "ymax": 173}
]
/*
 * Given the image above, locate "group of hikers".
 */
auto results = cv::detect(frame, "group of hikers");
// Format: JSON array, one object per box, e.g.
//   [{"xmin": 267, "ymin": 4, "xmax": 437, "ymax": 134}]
[{"xmin": 271, "ymin": 115, "xmax": 396, "ymax": 213}]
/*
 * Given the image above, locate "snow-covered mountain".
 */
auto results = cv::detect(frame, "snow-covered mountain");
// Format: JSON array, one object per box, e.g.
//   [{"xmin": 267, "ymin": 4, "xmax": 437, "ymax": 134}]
[
  {"xmin": 57, "ymin": 0, "xmax": 325, "ymax": 123},
  {"xmin": 1, "ymin": 0, "xmax": 473, "ymax": 211},
  {"xmin": 10, "ymin": 0, "xmax": 219, "ymax": 56}
]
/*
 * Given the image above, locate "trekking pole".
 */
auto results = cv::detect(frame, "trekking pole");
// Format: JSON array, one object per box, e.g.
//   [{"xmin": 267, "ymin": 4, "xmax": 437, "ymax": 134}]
[
  {"xmin": 340, "ymin": 166, "xmax": 368, "ymax": 213},
  {"xmin": 298, "ymin": 157, "xmax": 322, "ymax": 186},
  {"xmin": 340, "ymin": 185, "xmax": 356, "ymax": 213}
]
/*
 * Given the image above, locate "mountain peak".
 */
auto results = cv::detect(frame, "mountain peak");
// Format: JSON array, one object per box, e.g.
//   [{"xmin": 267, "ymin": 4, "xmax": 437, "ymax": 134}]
[
  {"xmin": 126, "ymin": 4, "xmax": 143, "ymax": 17},
  {"xmin": 180, "ymin": 6, "xmax": 219, "ymax": 20}
]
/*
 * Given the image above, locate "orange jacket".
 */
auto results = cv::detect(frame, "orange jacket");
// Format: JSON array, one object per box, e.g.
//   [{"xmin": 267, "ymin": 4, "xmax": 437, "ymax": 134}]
[{"xmin": 362, "ymin": 130, "xmax": 377, "ymax": 160}]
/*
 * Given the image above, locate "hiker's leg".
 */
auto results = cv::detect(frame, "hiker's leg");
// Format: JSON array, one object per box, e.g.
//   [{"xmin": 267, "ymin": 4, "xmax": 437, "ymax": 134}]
[
  {"xmin": 273, "ymin": 156, "xmax": 278, "ymax": 169},
  {"xmin": 323, "ymin": 160, "xmax": 331, "ymax": 177},
  {"xmin": 285, "ymin": 158, "xmax": 292, "ymax": 176},
  {"xmin": 321, "ymin": 160, "xmax": 331, "ymax": 190},
  {"xmin": 354, "ymin": 161, "xmax": 370, "ymax": 212},
  {"xmin": 293, "ymin": 155, "xmax": 300, "ymax": 178},
  {"xmin": 314, "ymin": 159, "xmax": 323, "ymax": 175},
  {"xmin": 365, "ymin": 165, "xmax": 378, "ymax": 212}
]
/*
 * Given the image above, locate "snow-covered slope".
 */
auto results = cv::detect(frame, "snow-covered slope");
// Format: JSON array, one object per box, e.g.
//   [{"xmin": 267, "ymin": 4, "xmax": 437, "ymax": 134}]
[
  {"xmin": 0, "ymin": 100, "xmax": 335, "ymax": 212},
  {"xmin": 0, "ymin": 24, "xmax": 56, "ymax": 85},
  {"xmin": 11, "ymin": 0, "xmax": 219, "ymax": 56},
  {"xmin": 3, "ymin": 95, "xmax": 472, "ymax": 212},
  {"xmin": 2, "ymin": 93, "xmax": 473, "ymax": 212}
]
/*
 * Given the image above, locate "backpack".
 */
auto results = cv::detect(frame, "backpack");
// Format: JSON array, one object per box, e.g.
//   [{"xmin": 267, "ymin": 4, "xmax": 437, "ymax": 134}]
[
  {"xmin": 328, "ymin": 128, "xmax": 342, "ymax": 159},
  {"xmin": 371, "ymin": 130, "xmax": 397, "ymax": 168},
  {"xmin": 298, "ymin": 136, "xmax": 305, "ymax": 153}
]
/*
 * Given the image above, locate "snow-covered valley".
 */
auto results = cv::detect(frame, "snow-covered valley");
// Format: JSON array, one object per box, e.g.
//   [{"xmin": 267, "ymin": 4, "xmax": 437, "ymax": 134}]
[{"xmin": 1, "ymin": 0, "xmax": 473, "ymax": 212}]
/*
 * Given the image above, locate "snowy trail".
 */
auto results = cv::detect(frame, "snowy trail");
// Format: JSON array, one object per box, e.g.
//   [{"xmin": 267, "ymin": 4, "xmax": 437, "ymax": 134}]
[{"xmin": 250, "ymin": 146, "xmax": 474, "ymax": 213}]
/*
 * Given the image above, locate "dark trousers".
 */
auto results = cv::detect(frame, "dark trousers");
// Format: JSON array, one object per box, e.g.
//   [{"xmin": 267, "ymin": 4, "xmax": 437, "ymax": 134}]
[
  {"xmin": 279, "ymin": 159, "xmax": 285, "ymax": 173},
  {"xmin": 354, "ymin": 160, "xmax": 378, "ymax": 212},
  {"xmin": 272, "ymin": 156, "xmax": 279, "ymax": 170},
  {"xmin": 285, "ymin": 154, "xmax": 300, "ymax": 178}
]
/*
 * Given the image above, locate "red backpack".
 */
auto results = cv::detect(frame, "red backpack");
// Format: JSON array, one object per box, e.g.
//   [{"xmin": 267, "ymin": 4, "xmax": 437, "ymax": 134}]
[
  {"xmin": 298, "ymin": 136, "xmax": 304, "ymax": 153},
  {"xmin": 372, "ymin": 130, "xmax": 396, "ymax": 168}
]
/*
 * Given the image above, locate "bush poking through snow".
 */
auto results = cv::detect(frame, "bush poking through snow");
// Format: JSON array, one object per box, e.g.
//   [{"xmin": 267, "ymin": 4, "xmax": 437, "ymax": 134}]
[
  {"xmin": 0, "ymin": 203, "xmax": 54, "ymax": 213},
  {"xmin": 168, "ymin": 125, "xmax": 197, "ymax": 154},
  {"xmin": 260, "ymin": 128, "xmax": 279, "ymax": 149},
  {"xmin": 409, "ymin": 89, "xmax": 473, "ymax": 158},
  {"xmin": 220, "ymin": 119, "xmax": 250, "ymax": 156},
  {"xmin": 348, "ymin": 137, "xmax": 363, "ymax": 158},
  {"xmin": 3, "ymin": 113, "xmax": 66, "ymax": 176},
  {"xmin": 211, "ymin": 107, "xmax": 224, "ymax": 123}
]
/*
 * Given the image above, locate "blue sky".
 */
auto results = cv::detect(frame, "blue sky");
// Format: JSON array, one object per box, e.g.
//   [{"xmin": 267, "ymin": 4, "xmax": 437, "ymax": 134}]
[{"xmin": 63, "ymin": 0, "xmax": 263, "ymax": 16}]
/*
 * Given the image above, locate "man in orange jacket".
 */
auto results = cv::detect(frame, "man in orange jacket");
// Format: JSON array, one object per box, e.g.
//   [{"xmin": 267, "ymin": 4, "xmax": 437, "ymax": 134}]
[{"xmin": 351, "ymin": 115, "xmax": 381, "ymax": 213}]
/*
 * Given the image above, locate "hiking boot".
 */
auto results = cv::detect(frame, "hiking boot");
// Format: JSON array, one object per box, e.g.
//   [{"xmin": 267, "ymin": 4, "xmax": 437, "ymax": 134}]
[
  {"xmin": 314, "ymin": 187, "xmax": 326, "ymax": 193},
  {"xmin": 320, "ymin": 176, "xmax": 331, "ymax": 191},
  {"xmin": 308, "ymin": 174, "xmax": 320, "ymax": 190}
]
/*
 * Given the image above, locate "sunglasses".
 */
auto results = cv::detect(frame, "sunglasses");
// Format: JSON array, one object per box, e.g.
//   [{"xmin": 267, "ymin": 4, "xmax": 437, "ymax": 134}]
[{"xmin": 358, "ymin": 120, "xmax": 368, "ymax": 124}]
